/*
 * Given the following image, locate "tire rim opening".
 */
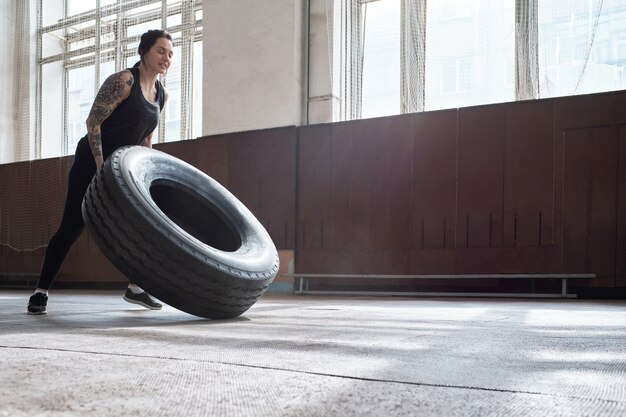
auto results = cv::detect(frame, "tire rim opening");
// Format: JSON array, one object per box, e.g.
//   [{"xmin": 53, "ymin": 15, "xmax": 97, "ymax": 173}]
[{"xmin": 150, "ymin": 181, "xmax": 242, "ymax": 252}]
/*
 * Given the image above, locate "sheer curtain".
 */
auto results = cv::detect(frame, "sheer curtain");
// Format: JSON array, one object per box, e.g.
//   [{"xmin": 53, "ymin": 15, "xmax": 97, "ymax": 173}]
[
  {"xmin": 516, "ymin": 0, "xmax": 540, "ymax": 100},
  {"xmin": 401, "ymin": 0, "xmax": 426, "ymax": 113},
  {"xmin": 1, "ymin": 0, "xmax": 36, "ymax": 164}
]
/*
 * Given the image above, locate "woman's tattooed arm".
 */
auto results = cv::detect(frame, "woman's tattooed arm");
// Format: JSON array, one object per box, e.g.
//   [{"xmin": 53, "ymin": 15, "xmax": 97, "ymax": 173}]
[{"xmin": 86, "ymin": 70, "xmax": 133, "ymax": 168}]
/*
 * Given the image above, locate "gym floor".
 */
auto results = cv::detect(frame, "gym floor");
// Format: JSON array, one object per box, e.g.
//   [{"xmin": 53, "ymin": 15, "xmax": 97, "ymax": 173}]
[{"xmin": 1, "ymin": 290, "xmax": 625, "ymax": 417}]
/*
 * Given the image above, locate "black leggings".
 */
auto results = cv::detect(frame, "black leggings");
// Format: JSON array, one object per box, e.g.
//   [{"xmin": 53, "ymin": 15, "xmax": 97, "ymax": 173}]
[{"xmin": 36, "ymin": 144, "xmax": 96, "ymax": 289}]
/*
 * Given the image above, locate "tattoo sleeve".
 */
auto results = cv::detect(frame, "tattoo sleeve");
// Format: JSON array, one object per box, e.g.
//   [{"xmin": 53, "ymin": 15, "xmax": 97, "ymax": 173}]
[{"xmin": 86, "ymin": 71, "xmax": 133, "ymax": 161}]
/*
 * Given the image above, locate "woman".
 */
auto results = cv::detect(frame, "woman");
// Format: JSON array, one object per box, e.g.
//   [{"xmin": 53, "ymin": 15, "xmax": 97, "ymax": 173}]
[{"xmin": 28, "ymin": 29, "xmax": 173, "ymax": 315}]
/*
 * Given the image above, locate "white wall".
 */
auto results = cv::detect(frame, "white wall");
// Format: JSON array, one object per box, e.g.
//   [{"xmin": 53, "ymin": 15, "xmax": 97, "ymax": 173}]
[
  {"xmin": 202, "ymin": 0, "xmax": 308, "ymax": 135},
  {"xmin": 307, "ymin": 0, "xmax": 339, "ymax": 124}
]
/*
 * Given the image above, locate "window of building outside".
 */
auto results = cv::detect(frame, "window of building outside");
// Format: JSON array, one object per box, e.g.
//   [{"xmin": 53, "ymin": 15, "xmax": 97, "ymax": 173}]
[
  {"xmin": 347, "ymin": 0, "xmax": 626, "ymax": 119},
  {"xmin": 538, "ymin": 0, "xmax": 626, "ymax": 97},
  {"xmin": 425, "ymin": 0, "xmax": 515, "ymax": 111},
  {"xmin": 38, "ymin": 0, "xmax": 202, "ymax": 159},
  {"xmin": 361, "ymin": 0, "xmax": 401, "ymax": 119}
]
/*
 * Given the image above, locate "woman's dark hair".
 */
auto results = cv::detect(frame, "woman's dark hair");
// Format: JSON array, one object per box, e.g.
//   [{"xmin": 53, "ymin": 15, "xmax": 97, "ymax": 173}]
[{"xmin": 133, "ymin": 29, "xmax": 173, "ymax": 67}]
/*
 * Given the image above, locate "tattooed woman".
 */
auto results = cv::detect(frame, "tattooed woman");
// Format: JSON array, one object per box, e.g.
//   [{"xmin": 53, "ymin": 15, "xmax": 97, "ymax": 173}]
[{"xmin": 28, "ymin": 30, "xmax": 173, "ymax": 315}]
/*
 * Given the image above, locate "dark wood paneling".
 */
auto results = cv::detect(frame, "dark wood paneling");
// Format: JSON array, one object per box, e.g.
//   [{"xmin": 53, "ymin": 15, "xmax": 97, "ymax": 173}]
[
  {"xmin": 258, "ymin": 128, "xmax": 297, "ymax": 249},
  {"xmin": 364, "ymin": 115, "xmax": 412, "ymax": 272},
  {"xmin": 155, "ymin": 141, "xmax": 198, "ymax": 167},
  {"xmin": 411, "ymin": 110, "xmax": 457, "ymax": 251},
  {"xmin": 360, "ymin": 115, "xmax": 412, "ymax": 252},
  {"xmin": 294, "ymin": 91, "xmax": 626, "ymax": 286},
  {"xmin": 587, "ymin": 127, "xmax": 619, "ymax": 281},
  {"xmin": 504, "ymin": 101, "xmax": 555, "ymax": 249},
  {"xmin": 297, "ymin": 124, "xmax": 332, "ymax": 251},
  {"xmin": 298, "ymin": 116, "xmax": 414, "ymax": 274},
  {"xmin": 192, "ymin": 135, "xmax": 229, "ymax": 184},
  {"xmin": 562, "ymin": 127, "xmax": 618, "ymax": 278},
  {"xmin": 457, "ymin": 106, "xmax": 505, "ymax": 249},
  {"xmin": 618, "ymin": 126, "xmax": 626, "ymax": 285},
  {"xmin": 4, "ymin": 90, "xmax": 626, "ymax": 290},
  {"xmin": 562, "ymin": 129, "xmax": 594, "ymax": 274},
  {"xmin": 411, "ymin": 249, "xmax": 455, "ymax": 274},
  {"xmin": 557, "ymin": 92, "xmax": 626, "ymax": 130},
  {"xmin": 343, "ymin": 119, "xmax": 371, "ymax": 252},
  {"xmin": 327, "ymin": 122, "xmax": 354, "ymax": 253},
  {"xmin": 226, "ymin": 127, "xmax": 296, "ymax": 249}
]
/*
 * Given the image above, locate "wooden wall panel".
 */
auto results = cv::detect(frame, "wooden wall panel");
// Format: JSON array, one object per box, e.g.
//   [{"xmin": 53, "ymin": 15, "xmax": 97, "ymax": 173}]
[
  {"xmin": 562, "ymin": 127, "xmax": 618, "ymax": 278},
  {"xmin": 226, "ymin": 127, "xmax": 296, "ymax": 249},
  {"xmin": 156, "ymin": 140, "xmax": 198, "ymax": 167},
  {"xmin": 257, "ymin": 128, "xmax": 297, "ymax": 249},
  {"xmin": 503, "ymin": 101, "xmax": 555, "ymax": 249},
  {"xmin": 362, "ymin": 115, "xmax": 412, "ymax": 272},
  {"xmin": 298, "ymin": 117, "xmax": 414, "ymax": 274},
  {"xmin": 557, "ymin": 92, "xmax": 626, "ymax": 130},
  {"xmin": 562, "ymin": 129, "xmax": 593, "ymax": 274},
  {"xmin": 192, "ymin": 135, "xmax": 229, "ymax": 185},
  {"xmin": 358, "ymin": 116, "xmax": 412, "ymax": 252},
  {"xmin": 344, "ymin": 119, "xmax": 372, "ymax": 255},
  {"xmin": 618, "ymin": 126, "xmax": 626, "ymax": 285},
  {"xmin": 410, "ymin": 110, "xmax": 457, "ymax": 251},
  {"xmin": 327, "ymin": 122, "xmax": 353, "ymax": 255},
  {"xmin": 587, "ymin": 128, "xmax": 619, "ymax": 281},
  {"xmin": 3, "ymin": 90, "xmax": 626, "ymax": 291},
  {"xmin": 297, "ymin": 124, "xmax": 331, "ymax": 251},
  {"xmin": 457, "ymin": 106, "xmax": 505, "ymax": 249}
]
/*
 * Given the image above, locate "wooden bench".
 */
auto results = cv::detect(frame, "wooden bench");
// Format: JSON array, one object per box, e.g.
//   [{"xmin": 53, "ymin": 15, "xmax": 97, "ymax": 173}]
[{"xmin": 284, "ymin": 273, "xmax": 596, "ymax": 299}]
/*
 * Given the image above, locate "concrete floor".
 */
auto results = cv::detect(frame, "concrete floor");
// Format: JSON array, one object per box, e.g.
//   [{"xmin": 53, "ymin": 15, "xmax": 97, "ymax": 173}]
[{"xmin": 1, "ymin": 290, "xmax": 625, "ymax": 417}]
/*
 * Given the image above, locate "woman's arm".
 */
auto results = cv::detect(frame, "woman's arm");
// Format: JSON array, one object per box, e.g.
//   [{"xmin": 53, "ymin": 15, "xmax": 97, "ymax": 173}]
[{"xmin": 86, "ymin": 70, "xmax": 134, "ymax": 169}]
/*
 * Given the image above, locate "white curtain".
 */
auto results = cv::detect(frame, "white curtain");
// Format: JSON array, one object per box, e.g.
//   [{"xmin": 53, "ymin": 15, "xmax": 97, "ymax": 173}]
[
  {"xmin": 400, "ymin": 0, "xmax": 426, "ymax": 113},
  {"xmin": 13, "ymin": 0, "xmax": 36, "ymax": 162},
  {"xmin": 515, "ymin": 0, "xmax": 539, "ymax": 100}
]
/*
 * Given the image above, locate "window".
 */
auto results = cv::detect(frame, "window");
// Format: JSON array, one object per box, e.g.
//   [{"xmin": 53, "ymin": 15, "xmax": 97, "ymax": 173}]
[
  {"xmin": 439, "ymin": 59, "xmax": 472, "ymax": 95},
  {"xmin": 425, "ymin": 0, "xmax": 515, "ymax": 111},
  {"xmin": 38, "ymin": 0, "xmax": 203, "ymax": 159},
  {"xmin": 361, "ymin": 0, "xmax": 401, "ymax": 118},
  {"xmin": 538, "ymin": 0, "xmax": 626, "ymax": 97},
  {"xmin": 333, "ymin": 0, "xmax": 626, "ymax": 120}
]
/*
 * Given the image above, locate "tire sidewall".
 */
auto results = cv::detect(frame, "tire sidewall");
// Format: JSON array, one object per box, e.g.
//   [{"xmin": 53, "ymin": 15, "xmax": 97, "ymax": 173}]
[{"xmin": 113, "ymin": 146, "xmax": 278, "ymax": 279}]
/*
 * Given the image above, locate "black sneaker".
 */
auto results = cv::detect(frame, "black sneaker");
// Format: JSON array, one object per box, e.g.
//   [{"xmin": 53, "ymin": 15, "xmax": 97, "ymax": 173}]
[
  {"xmin": 123, "ymin": 288, "xmax": 162, "ymax": 310},
  {"xmin": 28, "ymin": 292, "xmax": 48, "ymax": 315}
]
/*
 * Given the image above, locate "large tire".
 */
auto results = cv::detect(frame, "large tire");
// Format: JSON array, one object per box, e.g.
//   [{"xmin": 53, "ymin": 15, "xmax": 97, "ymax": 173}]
[{"xmin": 82, "ymin": 146, "xmax": 279, "ymax": 319}]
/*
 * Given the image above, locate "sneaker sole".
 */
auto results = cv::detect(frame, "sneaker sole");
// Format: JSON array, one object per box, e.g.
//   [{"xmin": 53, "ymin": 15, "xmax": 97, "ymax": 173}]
[
  {"xmin": 123, "ymin": 295, "xmax": 162, "ymax": 310},
  {"xmin": 27, "ymin": 310, "xmax": 47, "ymax": 315}
]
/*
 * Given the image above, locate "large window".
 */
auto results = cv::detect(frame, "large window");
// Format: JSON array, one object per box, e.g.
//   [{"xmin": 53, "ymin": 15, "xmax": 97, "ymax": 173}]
[
  {"xmin": 425, "ymin": 0, "xmax": 515, "ymax": 111},
  {"xmin": 361, "ymin": 0, "xmax": 402, "ymax": 118},
  {"xmin": 38, "ymin": 0, "xmax": 202, "ymax": 158},
  {"xmin": 336, "ymin": 0, "xmax": 626, "ymax": 120},
  {"xmin": 538, "ymin": 0, "xmax": 626, "ymax": 97}
]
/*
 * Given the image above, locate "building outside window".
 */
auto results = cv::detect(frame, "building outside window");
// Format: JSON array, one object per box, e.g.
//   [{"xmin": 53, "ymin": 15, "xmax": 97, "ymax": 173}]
[{"xmin": 335, "ymin": 0, "xmax": 626, "ymax": 121}]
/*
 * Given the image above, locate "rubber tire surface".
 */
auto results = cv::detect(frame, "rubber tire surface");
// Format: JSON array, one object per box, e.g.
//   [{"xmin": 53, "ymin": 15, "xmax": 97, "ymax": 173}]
[{"xmin": 82, "ymin": 146, "xmax": 279, "ymax": 319}]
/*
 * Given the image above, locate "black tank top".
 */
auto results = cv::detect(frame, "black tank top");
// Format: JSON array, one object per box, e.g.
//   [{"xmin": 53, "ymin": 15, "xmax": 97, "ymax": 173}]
[{"xmin": 77, "ymin": 67, "xmax": 164, "ymax": 159}]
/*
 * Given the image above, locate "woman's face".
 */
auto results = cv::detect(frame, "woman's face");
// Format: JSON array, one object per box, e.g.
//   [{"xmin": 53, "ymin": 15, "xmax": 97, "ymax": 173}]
[{"xmin": 144, "ymin": 37, "xmax": 174, "ymax": 75}]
